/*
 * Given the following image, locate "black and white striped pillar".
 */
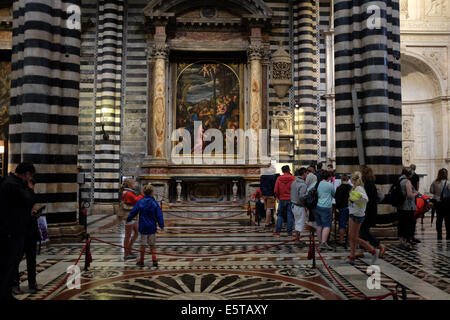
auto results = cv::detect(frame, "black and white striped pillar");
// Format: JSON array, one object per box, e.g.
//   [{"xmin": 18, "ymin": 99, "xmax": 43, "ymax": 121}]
[
  {"xmin": 293, "ymin": 0, "xmax": 319, "ymax": 167},
  {"xmin": 10, "ymin": 0, "xmax": 83, "ymax": 236},
  {"xmin": 334, "ymin": 0, "xmax": 402, "ymax": 220}
]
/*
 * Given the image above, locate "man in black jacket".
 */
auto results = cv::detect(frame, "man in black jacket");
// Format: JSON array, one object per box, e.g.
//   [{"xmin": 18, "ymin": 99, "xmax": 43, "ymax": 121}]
[
  {"xmin": 0, "ymin": 162, "xmax": 36, "ymax": 300},
  {"xmin": 260, "ymin": 165, "xmax": 278, "ymax": 228},
  {"xmin": 12, "ymin": 178, "xmax": 42, "ymax": 294}
]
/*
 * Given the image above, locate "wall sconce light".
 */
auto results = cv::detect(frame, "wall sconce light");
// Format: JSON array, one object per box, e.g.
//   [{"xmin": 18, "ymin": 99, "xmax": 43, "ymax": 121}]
[
  {"xmin": 294, "ymin": 103, "xmax": 300, "ymax": 109},
  {"xmin": 101, "ymin": 107, "xmax": 109, "ymax": 141}
]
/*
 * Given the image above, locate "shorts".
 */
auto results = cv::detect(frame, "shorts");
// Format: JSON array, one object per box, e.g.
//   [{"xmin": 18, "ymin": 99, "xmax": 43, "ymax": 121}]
[
  {"xmin": 140, "ymin": 233, "xmax": 156, "ymax": 246},
  {"xmin": 350, "ymin": 214, "xmax": 365, "ymax": 224},
  {"xmin": 336, "ymin": 207, "xmax": 349, "ymax": 230},
  {"xmin": 263, "ymin": 196, "xmax": 275, "ymax": 210},
  {"xmin": 313, "ymin": 206, "xmax": 333, "ymax": 228}
]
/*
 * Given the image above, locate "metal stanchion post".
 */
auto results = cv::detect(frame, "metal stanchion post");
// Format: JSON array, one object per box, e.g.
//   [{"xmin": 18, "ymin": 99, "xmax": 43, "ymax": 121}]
[
  {"xmin": 311, "ymin": 231, "xmax": 316, "ymax": 268},
  {"xmin": 84, "ymin": 234, "xmax": 91, "ymax": 271}
]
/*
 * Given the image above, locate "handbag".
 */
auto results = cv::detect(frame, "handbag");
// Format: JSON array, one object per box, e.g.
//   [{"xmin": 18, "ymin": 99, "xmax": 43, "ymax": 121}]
[{"xmin": 119, "ymin": 191, "xmax": 134, "ymax": 216}]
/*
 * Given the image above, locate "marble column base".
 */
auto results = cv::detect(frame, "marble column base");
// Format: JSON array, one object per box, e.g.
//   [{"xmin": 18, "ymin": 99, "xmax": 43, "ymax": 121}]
[
  {"xmin": 48, "ymin": 222, "xmax": 85, "ymax": 243},
  {"xmin": 91, "ymin": 203, "xmax": 116, "ymax": 215}
]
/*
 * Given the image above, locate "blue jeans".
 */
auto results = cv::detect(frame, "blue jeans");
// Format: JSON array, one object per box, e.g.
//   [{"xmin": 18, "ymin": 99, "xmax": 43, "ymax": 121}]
[
  {"xmin": 313, "ymin": 206, "xmax": 333, "ymax": 228},
  {"xmin": 336, "ymin": 207, "xmax": 349, "ymax": 231},
  {"xmin": 276, "ymin": 200, "xmax": 293, "ymax": 234}
]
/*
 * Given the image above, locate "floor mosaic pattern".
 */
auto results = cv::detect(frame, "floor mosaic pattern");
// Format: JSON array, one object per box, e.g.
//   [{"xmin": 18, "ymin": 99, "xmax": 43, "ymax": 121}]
[{"xmin": 15, "ymin": 209, "xmax": 450, "ymax": 300}]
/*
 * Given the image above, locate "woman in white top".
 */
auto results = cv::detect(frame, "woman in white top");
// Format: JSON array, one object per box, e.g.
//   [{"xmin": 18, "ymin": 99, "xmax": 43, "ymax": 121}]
[
  {"xmin": 430, "ymin": 168, "xmax": 450, "ymax": 240},
  {"xmin": 345, "ymin": 172, "xmax": 380, "ymax": 265}
]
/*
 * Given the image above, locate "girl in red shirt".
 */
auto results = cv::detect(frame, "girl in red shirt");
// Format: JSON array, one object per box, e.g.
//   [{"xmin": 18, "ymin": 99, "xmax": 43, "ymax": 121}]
[{"xmin": 121, "ymin": 178, "xmax": 143, "ymax": 260}]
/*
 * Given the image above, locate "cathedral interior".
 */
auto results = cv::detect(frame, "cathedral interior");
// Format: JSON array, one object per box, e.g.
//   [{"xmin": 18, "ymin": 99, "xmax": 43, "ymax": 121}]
[{"xmin": 0, "ymin": 0, "xmax": 449, "ymax": 303}]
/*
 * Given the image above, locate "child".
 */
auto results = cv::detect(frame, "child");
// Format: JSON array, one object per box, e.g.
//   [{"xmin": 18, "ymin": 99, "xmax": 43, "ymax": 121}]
[
  {"xmin": 126, "ymin": 184, "xmax": 164, "ymax": 267},
  {"xmin": 335, "ymin": 174, "xmax": 352, "ymax": 246}
]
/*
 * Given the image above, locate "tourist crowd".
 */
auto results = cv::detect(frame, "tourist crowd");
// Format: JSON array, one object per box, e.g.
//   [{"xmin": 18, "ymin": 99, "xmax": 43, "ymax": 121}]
[{"xmin": 258, "ymin": 163, "xmax": 450, "ymax": 265}]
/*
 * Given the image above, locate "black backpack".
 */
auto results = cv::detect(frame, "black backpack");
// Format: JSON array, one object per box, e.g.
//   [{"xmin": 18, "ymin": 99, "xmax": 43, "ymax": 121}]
[
  {"xmin": 383, "ymin": 178, "xmax": 407, "ymax": 207},
  {"xmin": 305, "ymin": 180, "xmax": 321, "ymax": 210},
  {"xmin": 441, "ymin": 181, "xmax": 450, "ymax": 207}
]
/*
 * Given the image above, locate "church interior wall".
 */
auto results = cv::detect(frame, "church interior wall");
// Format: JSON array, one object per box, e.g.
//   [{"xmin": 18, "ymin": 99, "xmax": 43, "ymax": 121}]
[{"xmin": 400, "ymin": 0, "xmax": 450, "ymax": 194}]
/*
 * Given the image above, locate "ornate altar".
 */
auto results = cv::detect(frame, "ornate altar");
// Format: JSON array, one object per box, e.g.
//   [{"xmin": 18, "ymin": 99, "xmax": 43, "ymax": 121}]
[{"xmin": 139, "ymin": 0, "xmax": 285, "ymax": 202}]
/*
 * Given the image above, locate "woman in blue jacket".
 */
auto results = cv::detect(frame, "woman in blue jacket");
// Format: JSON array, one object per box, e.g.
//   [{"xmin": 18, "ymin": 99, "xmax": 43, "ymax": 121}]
[{"xmin": 127, "ymin": 184, "xmax": 164, "ymax": 267}]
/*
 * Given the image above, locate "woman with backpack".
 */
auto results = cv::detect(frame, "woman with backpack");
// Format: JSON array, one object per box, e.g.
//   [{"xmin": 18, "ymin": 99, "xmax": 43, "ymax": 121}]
[
  {"xmin": 430, "ymin": 168, "xmax": 450, "ymax": 240},
  {"xmin": 345, "ymin": 172, "xmax": 380, "ymax": 265},
  {"xmin": 396, "ymin": 167, "xmax": 419, "ymax": 250}
]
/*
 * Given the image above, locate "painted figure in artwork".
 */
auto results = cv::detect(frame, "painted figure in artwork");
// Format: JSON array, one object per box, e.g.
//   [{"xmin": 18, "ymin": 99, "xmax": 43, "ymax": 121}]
[{"xmin": 175, "ymin": 62, "xmax": 241, "ymax": 154}]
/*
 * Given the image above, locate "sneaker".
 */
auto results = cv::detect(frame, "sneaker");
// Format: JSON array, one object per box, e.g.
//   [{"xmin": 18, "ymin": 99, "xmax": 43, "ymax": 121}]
[
  {"xmin": 152, "ymin": 260, "xmax": 158, "ymax": 267},
  {"xmin": 11, "ymin": 286, "xmax": 23, "ymax": 295},
  {"xmin": 28, "ymin": 284, "xmax": 43, "ymax": 293},
  {"xmin": 124, "ymin": 254, "xmax": 137, "ymax": 260},
  {"xmin": 344, "ymin": 257, "xmax": 355, "ymax": 266},
  {"xmin": 371, "ymin": 249, "xmax": 380, "ymax": 265},
  {"xmin": 136, "ymin": 260, "xmax": 144, "ymax": 267},
  {"xmin": 323, "ymin": 243, "xmax": 332, "ymax": 251},
  {"xmin": 399, "ymin": 243, "xmax": 412, "ymax": 251}
]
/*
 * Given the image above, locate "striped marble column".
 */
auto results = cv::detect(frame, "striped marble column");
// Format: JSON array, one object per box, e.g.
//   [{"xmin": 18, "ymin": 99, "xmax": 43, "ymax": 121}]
[
  {"xmin": 334, "ymin": 0, "xmax": 402, "ymax": 228},
  {"xmin": 334, "ymin": 0, "xmax": 402, "ymax": 185},
  {"xmin": 94, "ymin": 0, "xmax": 124, "ymax": 203},
  {"xmin": 10, "ymin": 0, "xmax": 83, "ymax": 237},
  {"xmin": 293, "ymin": 0, "xmax": 319, "ymax": 166}
]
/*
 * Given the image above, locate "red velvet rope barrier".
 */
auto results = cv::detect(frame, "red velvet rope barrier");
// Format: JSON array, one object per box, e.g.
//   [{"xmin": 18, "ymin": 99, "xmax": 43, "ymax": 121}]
[
  {"xmin": 90, "ymin": 236, "xmax": 300, "ymax": 257},
  {"xmin": 38, "ymin": 234, "xmax": 399, "ymax": 300}
]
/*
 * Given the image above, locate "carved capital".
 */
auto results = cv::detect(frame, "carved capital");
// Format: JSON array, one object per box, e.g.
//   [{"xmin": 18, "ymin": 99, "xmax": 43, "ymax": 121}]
[
  {"xmin": 149, "ymin": 41, "xmax": 169, "ymax": 60},
  {"xmin": 248, "ymin": 41, "xmax": 264, "ymax": 61}
]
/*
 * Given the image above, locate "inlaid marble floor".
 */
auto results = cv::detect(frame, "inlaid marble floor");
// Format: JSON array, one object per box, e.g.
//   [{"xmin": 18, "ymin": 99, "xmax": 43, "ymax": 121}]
[{"xmin": 15, "ymin": 210, "xmax": 450, "ymax": 300}]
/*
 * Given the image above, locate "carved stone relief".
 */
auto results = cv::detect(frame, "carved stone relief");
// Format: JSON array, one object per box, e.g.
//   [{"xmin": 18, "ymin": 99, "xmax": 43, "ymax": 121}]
[
  {"xmin": 425, "ymin": 0, "xmax": 447, "ymax": 17},
  {"xmin": 403, "ymin": 118, "xmax": 413, "ymax": 140},
  {"xmin": 403, "ymin": 144, "xmax": 412, "ymax": 166},
  {"xmin": 125, "ymin": 118, "xmax": 145, "ymax": 139},
  {"xmin": 270, "ymin": 108, "xmax": 293, "ymax": 136},
  {"xmin": 421, "ymin": 48, "xmax": 448, "ymax": 80}
]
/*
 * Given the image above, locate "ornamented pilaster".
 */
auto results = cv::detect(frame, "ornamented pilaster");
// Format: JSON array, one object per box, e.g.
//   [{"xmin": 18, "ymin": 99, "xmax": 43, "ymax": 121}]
[
  {"xmin": 248, "ymin": 28, "xmax": 264, "ymax": 133},
  {"xmin": 150, "ymin": 26, "xmax": 168, "ymax": 162}
]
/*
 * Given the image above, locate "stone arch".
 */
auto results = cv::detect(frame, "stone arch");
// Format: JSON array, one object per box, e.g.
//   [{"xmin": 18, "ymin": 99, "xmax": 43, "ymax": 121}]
[
  {"xmin": 401, "ymin": 52, "xmax": 445, "ymax": 98},
  {"xmin": 401, "ymin": 51, "xmax": 447, "ymax": 193}
]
